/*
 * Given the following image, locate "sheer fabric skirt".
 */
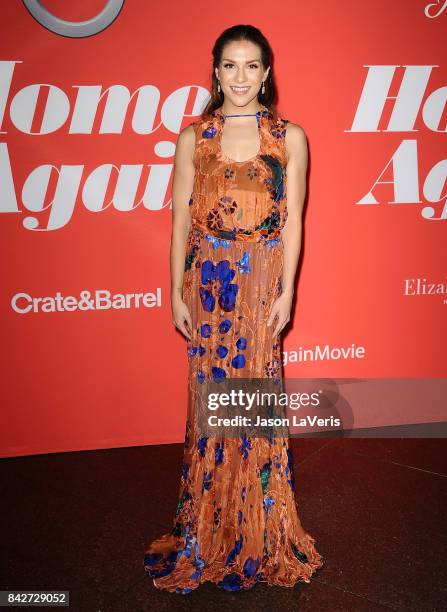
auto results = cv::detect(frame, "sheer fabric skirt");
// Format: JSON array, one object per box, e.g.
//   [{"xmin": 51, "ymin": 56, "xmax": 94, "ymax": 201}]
[{"xmin": 143, "ymin": 231, "xmax": 324, "ymax": 593}]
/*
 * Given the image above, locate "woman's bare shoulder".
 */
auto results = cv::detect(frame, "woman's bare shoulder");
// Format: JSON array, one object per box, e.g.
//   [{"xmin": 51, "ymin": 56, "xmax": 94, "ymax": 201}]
[
  {"xmin": 176, "ymin": 122, "xmax": 198, "ymax": 162},
  {"xmin": 179, "ymin": 121, "xmax": 197, "ymax": 142},
  {"xmin": 284, "ymin": 121, "xmax": 307, "ymax": 141},
  {"xmin": 284, "ymin": 121, "xmax": 308, "ymax": 162}
]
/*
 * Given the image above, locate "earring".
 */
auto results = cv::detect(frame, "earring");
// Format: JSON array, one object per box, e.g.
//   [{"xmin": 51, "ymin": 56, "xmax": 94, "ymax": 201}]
[
  {"xmin": 261, "ymin": 81, "xmax": 265, "ymax": 94},
  {"xmin": 217, "ymin": 80, "xmax": 221, "ymax": 93}
]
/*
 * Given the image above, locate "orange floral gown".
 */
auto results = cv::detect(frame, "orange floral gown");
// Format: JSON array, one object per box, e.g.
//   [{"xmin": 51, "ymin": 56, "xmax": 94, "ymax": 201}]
[{"xmin": 143, "ymin": 103, "xmax": 324, "ymax": 593}]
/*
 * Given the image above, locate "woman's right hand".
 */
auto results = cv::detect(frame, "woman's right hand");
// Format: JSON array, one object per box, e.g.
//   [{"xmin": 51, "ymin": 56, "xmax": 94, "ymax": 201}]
[{"xmin": 171, "ymin": 294, "xmax": 193, "ymax": 340}]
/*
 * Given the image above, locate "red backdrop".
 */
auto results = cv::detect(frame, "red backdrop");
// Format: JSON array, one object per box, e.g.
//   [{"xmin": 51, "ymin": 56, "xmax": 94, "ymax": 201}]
[{"xmin": 1, "ymin": 0, "xmax": 445, "ymax": 458}]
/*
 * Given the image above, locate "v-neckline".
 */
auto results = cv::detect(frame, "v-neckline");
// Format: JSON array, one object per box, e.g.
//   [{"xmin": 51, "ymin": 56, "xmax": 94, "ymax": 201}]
[{"xmin": 214, "ymin": 104, "xmax": 267, "ymax": 165}]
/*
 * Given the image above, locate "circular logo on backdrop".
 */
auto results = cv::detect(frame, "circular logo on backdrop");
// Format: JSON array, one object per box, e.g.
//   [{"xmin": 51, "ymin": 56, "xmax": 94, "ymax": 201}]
[{"xmin": 22, "ymin": 0, "xmax": 125, "ymax": 37}]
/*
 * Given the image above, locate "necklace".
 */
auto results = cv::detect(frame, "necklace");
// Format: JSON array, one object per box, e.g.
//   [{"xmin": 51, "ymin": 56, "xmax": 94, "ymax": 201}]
[
  {"xmin": 224, "ymin": 113, "xmax": 258, "ymax": 117},
  {"xmin": 215, "ymin": 104, "xmax": 267, "ymax": 120}
]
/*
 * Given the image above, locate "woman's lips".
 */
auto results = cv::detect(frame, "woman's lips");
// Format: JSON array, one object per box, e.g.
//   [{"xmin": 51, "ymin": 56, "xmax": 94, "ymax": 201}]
[{"xmin": 230, "ymin": 86, "xmax": 250, "ymax": 95}]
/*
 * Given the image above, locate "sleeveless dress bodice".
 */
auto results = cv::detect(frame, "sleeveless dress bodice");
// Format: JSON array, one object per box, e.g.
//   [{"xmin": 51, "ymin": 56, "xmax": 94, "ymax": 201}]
[{"xmin": 188, "ymin": 103, "xmax": 289, "ymax": 245}]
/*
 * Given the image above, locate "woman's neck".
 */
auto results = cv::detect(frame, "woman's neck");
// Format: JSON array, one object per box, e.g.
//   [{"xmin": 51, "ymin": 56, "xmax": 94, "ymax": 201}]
[{"xmin": 220, "ymin": 102, "xmax": 264, "ymax": 117}]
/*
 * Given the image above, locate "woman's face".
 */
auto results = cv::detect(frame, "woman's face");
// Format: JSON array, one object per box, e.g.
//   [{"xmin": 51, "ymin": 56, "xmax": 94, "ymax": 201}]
[{"xmin": 215, "ymin": 40, "xmax": 270, "ymax": 107}]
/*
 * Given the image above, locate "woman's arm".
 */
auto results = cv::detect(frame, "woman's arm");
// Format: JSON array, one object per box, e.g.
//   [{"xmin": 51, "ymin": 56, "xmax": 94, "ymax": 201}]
[
  {"xmin": 281, "ymin": 123, "xmax": 308, "ymax": 295},
  {"xmin": 170, "ymin": 123, "xmax": 196, "ymax": 339},
  {"xmin": 267, "ymin": 123, "xmax": 308, "ymax": 338}
]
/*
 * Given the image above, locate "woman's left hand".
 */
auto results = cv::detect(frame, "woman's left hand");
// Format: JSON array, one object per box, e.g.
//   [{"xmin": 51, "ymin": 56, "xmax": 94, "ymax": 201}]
[{"xmin": 267, "ymin": 291, "xmax": 294, "ymax": 339}]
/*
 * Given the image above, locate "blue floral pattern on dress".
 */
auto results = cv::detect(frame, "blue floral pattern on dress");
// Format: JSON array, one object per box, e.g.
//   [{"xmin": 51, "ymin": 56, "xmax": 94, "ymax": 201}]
[{"xmin": 199, "ymin": 260, "xmax": 239, "ymax": 313}]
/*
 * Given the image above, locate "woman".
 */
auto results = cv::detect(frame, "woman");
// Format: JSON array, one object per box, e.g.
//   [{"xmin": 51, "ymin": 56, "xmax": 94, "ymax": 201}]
[{"xmin": 143, "ymin": 24, "xmax": 324, "ymax": 593}]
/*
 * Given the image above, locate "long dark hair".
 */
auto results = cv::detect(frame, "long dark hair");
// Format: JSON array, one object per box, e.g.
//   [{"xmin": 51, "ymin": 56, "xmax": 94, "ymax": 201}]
[{"xmin": 200, "ymin": 24, "xmax": 280, "ymax": 121}]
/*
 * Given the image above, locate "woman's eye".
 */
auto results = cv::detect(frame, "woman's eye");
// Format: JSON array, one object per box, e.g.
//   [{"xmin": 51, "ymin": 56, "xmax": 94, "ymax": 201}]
[{"xmin": 223, "ymin": 63, "xmax": 259, "ymax": 69}]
